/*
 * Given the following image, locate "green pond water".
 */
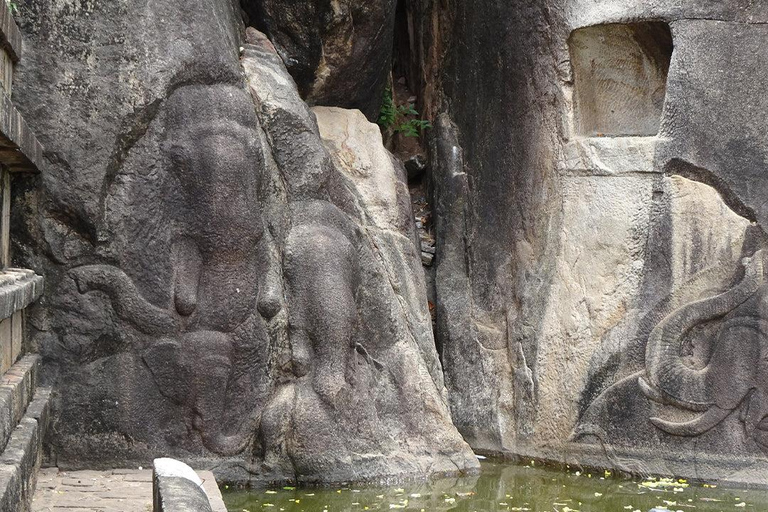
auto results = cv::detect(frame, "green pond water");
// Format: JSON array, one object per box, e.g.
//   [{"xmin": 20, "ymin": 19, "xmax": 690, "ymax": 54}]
[{"xmin": 221, "ymin": 460, "xmax": 768, "ymax": 511}]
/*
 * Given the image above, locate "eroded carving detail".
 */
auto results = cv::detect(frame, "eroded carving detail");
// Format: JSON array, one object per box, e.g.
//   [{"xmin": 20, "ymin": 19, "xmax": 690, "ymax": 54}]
[{"xmin": 71, "ymin": 85, "xmax": 273, "ymax": 456}]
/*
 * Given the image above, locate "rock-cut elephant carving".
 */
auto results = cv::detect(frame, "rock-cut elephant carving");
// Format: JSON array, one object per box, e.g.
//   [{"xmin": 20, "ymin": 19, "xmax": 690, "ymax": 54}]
[
  {"xmin": 639, "ymin": 250, "xmax": 768, "ymax": 450},
  {"xmin": 68, "ymin": 84, "xmax": 280, "ymax": 456}
]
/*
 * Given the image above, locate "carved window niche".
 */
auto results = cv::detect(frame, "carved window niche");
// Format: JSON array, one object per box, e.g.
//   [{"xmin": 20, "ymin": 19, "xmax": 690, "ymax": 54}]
[{"xmin": 569, "ymin": 21, "xmax": 673, "ymax": 137}]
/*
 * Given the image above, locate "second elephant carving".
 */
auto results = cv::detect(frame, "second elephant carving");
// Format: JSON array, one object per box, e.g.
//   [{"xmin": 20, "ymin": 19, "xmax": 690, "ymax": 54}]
[{"xmin": 639, "ymin": 250, "xmax": 768, "ymax": 449}]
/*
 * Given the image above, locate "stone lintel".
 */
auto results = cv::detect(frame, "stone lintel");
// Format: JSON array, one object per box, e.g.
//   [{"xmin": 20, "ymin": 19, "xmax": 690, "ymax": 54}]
[
  {"xmin": 0, "ymin": 1, "xmax": 20, "ymax": 63},
  {"xmin": 0, "ymin": 270, "xmax": 43, "ymax": 322},
  {"xmin": 560, "ymin": 136, "xmax": 661, "ymax": 176}
]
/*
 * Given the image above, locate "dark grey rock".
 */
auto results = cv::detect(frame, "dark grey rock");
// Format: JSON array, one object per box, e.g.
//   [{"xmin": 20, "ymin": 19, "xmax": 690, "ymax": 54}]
[
  {"xmin": 10, "ymin": 1, "xmax": 476, "ymax": 485},
  {"xmin": 240, "ymin": 0, "xmax": 396, "ymax": 120}
]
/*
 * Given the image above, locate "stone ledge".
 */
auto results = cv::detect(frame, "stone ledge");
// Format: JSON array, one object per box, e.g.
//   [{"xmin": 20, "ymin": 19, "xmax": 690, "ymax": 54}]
[
  {"xmin": 0, "ymin": 270, "xmax": 43, "ymax": 321},
  {"xmin": 0, "ymin": 464, "xmax": 20, "ymax": 512},
  {"xmin": 0, "ymin": 383, "xmax": 50, "ymax": 511},
  {"xmin": 0, "ymin": 355, "xmax": 39, "ymax": 455},
  {"xmin": 560, "ymin": 136, "xmax": 661, "ymax": 176},
  {"xmin": 153, "ymin": 458, "xmax": 215, "ymax": 512},
  {"xmin": 0, "ymin": 0, "xmax": 21, "ymax": 63}
]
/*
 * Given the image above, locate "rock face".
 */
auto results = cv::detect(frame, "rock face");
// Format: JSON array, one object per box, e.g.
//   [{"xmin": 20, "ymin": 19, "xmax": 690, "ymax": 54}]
[
  {"xmin": 240, "ymin": 0, "xmax": 397, "ymax": 120},
  {"xmin": 8, "ymin": 0, "xmax": 768, "ymax": 488},
  {"xmin": 408, "ymin": 0, "xmax": 768, "ymax": 484},
  {"xmin": 10, "ymin": 0, "xmax": 476, "ymax": 484}
]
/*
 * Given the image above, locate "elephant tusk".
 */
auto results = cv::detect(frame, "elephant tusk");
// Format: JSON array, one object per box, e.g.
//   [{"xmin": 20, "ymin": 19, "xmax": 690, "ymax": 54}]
[
  {"xmin": 638, "ymin": 376, "xmax": 667, "ymax": 404},
  {"xmin": 650, "ymin": 405, "xmax": 732, "ymax": 436}
]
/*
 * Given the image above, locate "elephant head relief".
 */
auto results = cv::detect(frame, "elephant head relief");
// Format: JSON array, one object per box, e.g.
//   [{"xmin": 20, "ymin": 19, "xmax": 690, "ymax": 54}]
[{"xmin": 639, "ymin": 250, "xmax": 768, "ymax": 448}]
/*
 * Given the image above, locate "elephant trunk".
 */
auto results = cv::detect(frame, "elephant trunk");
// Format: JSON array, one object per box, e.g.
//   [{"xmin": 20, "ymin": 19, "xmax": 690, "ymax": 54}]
[{"xmin": 643, "ymin": 252, "xmax": 763, "ymax": 412}]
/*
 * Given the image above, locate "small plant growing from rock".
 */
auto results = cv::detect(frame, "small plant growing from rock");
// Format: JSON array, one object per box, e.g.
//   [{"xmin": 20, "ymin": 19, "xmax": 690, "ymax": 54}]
[
  {"xmin": 378, "ymin": 86, "xmax": 432, "ymax": 138},
  {"xmin": 5, "ymin": 0, "xmax": 17, "ymax": 15}
]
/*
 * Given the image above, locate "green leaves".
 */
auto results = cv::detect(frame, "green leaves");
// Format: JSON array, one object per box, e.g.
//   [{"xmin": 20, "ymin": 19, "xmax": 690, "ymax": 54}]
[{"xmin": 377, "ymin": 87, "xmax": 432, "ymax": 138}]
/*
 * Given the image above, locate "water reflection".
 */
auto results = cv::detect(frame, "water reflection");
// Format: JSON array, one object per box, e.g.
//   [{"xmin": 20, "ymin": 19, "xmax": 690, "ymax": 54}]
[{"xmin": 223, "ymin": 460, "xmax": 768, "ymax": 511}]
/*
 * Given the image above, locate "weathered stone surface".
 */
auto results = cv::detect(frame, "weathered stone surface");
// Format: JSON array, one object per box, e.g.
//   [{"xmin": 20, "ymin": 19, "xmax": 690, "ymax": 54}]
[
  {"xmin": 410, "ymin": 0, "xmax": 768, "ymax": 484},
  {"xmin": 153, "ymin": 458, "xmax": 213, "ymax": 512},
  {"xmin": 11, "ymin": 1, "xmax": 475, "ymax": 485},
  {"xmin": 0, "ymin": 464, "xmax": 21, "ymax": 512},
  {"xmin": 0, "ymin": 270, "xmax": 43, "ymax": 321},
  {"xmin": 0, "ymin": 355, "xmax": 40, "ymax": 454},
  {"xmin": 242, "ymin": 40, "xmax": 477, "ymax": 483},
  {"xmin": 241, "ymin": 0, "xmax": 396, "ymax": 120},
  {"xmin": 0, "ymin": 382, "xmax": 51, "ymax": 512},
  {"xmin": 32, "ymin": 467, "xmax": 228, "ymax": 512}
]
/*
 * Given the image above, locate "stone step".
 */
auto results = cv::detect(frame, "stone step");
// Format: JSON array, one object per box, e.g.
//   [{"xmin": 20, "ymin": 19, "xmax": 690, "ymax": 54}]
[
  {"xmin": 0, "ymin": 384, "xmax": 51, "ymax": 511},
  {"xmin": 0, "ymin": 355, "xmax": 40, "ymax": 453}
]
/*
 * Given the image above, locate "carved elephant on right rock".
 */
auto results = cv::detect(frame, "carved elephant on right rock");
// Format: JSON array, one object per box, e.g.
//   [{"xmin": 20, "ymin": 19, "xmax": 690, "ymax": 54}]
[{"xmin": 639, "ymin": 250, "xmax": 768, "ymax": 451}]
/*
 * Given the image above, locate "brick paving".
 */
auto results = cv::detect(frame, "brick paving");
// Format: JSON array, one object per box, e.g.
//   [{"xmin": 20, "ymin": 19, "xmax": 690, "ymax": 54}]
[{"xmin": 31, "ymin": 467, "xmax": 228, "ymax": 512}]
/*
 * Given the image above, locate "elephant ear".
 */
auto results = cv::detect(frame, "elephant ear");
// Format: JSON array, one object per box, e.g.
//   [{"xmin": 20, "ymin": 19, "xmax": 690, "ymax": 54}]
[
  {"xmin": 142, "ymin": 340, "xmax": 189, "ymax": 404},
  {"xmin": 707, "ymin": 318, "xmax": 765, "ymax": 411}
]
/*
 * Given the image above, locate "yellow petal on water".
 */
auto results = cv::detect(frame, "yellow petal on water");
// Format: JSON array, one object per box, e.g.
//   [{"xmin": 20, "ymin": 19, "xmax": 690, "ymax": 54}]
[
  {"xmin": 265, "ymin": 490, "xmax": 277, "ymax": 494},
  {"xmin": 594, "ymin": 492, "xmax": 602, "ymax": 497},
  {"xmin": 735, "ymin": 504, "xmax": 746, "ymax": 508}
]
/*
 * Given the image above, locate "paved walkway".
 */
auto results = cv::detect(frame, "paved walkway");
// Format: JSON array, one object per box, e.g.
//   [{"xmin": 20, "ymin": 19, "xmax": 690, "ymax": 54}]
[{"xmin": 32, "ymin": 467, "xmax": 228, "ymax": 512}]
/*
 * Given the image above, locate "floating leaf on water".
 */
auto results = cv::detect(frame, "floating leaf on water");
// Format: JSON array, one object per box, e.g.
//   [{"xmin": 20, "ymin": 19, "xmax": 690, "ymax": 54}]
[
  {"xmin": 265, "ymin": 490, "xmax": 277, "ymax": 494},
  {"xmin": 594, "ymin": 492, "xmax": 602, "ymax": 497},
  {"xmin": 283, "ymin": 486, "xmax": 296, "ymax": 491},
  {"xmin": 735, "ymin": 503, "xmax": 746, "ymax": 508}
]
